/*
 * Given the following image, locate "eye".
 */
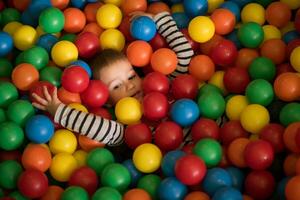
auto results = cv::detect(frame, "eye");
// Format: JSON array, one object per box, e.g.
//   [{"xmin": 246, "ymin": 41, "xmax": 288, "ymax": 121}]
[
  {"xmin": 113, "ymin": 84, "xmax": 121, "ymax": 90},
  {"xmin": 128, "ymin": 74, "xmax": 136, "ymax": 80}
]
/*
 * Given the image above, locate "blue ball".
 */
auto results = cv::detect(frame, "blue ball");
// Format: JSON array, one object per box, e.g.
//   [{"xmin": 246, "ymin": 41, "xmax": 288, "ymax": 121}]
[
  {"xmin": 202, "ymin": 168, "xmax": 233, "ymax": 196},
  {"xmin": 0, "ymin": 32, "xmax": 13, "ymax": 57},
  {"xmin": 183, "ymin": 0, "xmax": 208, "ymax": 18},
  {"xmin": 70, "ymin": 0, "xmax": 87, "ymax": 9},
  {"xmin": 25, "ymin": 115, "xmax": 54, "ymax": 143},
  {"xmin": 158, "ymin": 177, "xmax": 187, "ymax": 200},
  {"xmin": 27, "ymin": 1, "xmax": 51, "ymax": 24},
  {"xmin": 130, "ymin": 16, "xmax": 157, "ymax": 41},
  {"xmin": 226, "ymin": 29, "xmax": 242, "ymax": 49},
  {"xmin": 225, "ymin": 167, "xmax": 244, "ymax": 191},
  {"xmin": 71, "ymin": 60, "xmax": 92, "ymax": 78},
  {"xmin": 21, "ymin": 10, "xmax": 36, "ymax": 26},
  {"xmin": 172, "ymin": 12, "xmax": 190, "ymax": 29},
  {"xmin": 283, "ymin": 30, "xmax": 300, "ymax": 44},
  {"xmin": 161, "ymin": 150, "xmax": 186, "ymax": 177},
  {"xmin": 212, "ymin": 187, "xmax": 243, "ymax": 200},
  {"xmin": 122, "ymin": 159, "xmax": 143, "ymax": 187},
  {"xmin": 220, "ymin": 1, "xmax": 241, "ymax": 22},
  {"xmin": 170, "ymin": 99, "xmax": 200, "ymax": 127},
  {"xmin": 37, "ymin": 34, "xmax": 58, "ymax": 53},
  {"xmin": 277, "ymin": 177, "xmax": 291, "ymax": 200}
]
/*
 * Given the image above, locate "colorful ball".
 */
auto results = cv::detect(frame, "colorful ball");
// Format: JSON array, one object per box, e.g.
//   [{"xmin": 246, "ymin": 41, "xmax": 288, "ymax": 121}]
[
  {"xmin": 183, "ymin": 0, "xmax": 208, "ymax": 17},
  {"xmin": 22, "ymin": 144, "xmax": 51, "ymax": 172},
  {"xmin": 197, "ymin": 91, "xmax": 225, "ymax": 120},
  {"xmin": 266, "ymin": 2, "xmax": 291, "ymax": 28},
  {"xmin": 137, "ymin": 174, "xmax": 161, "ymax": 200},
  {"xmin": 143, "ymin": 92, "xmax": 169, "ymax": 121},
  {"xmin": 238, "ymin": 22, "xmax": 264, "ymax": 48},
  {"xmin": 61, "ymin": 65, "xmax": 89, "ymax": 93},
  {"xmin": 260, "ymin": 38, "xmax": 286, "ymax": 65},
  {"xmin": 115, "ymin": 97, "xmax": 142, "ymax": 125},
  {"xmin": 171, "ymin": 74, "xmax": 199, "ymax": 100},
  {"xmin": 161, "ymin": 150, "xmax": 186, "ymax": 177},
  {"xmin": 280, "ymin": 0, "xmax": 300, "ymax": 10},
  {"xmin": 92, "ymin": 187, "xmax": 122, "ymax": 200},
  {"xmin": 290, "ymin": 46, "xmax": 300, "ymax": 72},
  {"xmin": 25, "ymin": 115, "xmax": 54, "ymax": 143},
  {"xmin": 61, "ymin": 186, "xmax": 89, "ymax": 200},
  {"xmin": 211, "ymin": 8, "xmax": 235, "ymax": 35},
  {"xmin": 0, "ymin": 122, "xmax": 24, "ymax": 151},
  {"xmin": 86, "ymin": 148, "xmax": 115, "ymax": 176},
  {"xmin": 74, "ymin": 32, "xmax": 100, "ymax": 59},
  {"xmin": 0, "ymin": 160, "xmax": 23, "ymax": 189},
  {"xmin": 280, "ymin": 103, "xmax": 300, "ymax": 127},
  {"xmin": 191, "ymin": 118, "xmax": 220, "ymax": 141},
  {"xmin": 188, "ymin": 16, "xmax": 215, "ymax": 43},
  {"xmin": 126, "ymin": 40, "xmax": 153, "ymax": 67},
  {"xmin": 273, "ymin": 72, "xmax": 300, "ymax": 102},
  {"xmin": 241, "ymin": 3, "xmax": 265, "ymax": 25},
  {"xmin": 51, "ymin": 40, "xmax": 78, "ymax": 67},
  {"xmin": 96, "ymin": 3, "xmax": 122, "ymax": 29},
  {"xmin": 13, "ymin": 25, "xmax": 37, "ymax": 50},
  {"xmin": 50, "ymin": 153, "xmax": 78, "ymax": 182},
  {"xmin": 210, "ymin": 39, "xmax": 238, "ymax": 67},
  {"xmin": 63, "ymin": 7, "xmax": 86, "ymax": 33},
  {"xmin": 0, "ymin": 81, "xmax": 18, "ymax": 108},
  {"xmin": 80, "ymin": 80, "xmax": 109, "ymax": 108},
  {"xmin": 0, "ymin": 31, "xmax": 13, "ymax": 57},
  {"xmin": 212, "ymin": 187, "xmax": 243, "ymax": 200},
  {"xmin": 248, "ymin": 56, "xmax": 276, "ymax": 81},
  {"xmin": 100, "ymin": 28, "xmax": 125, "ymax": 51},
  {"xmin": 157, "ymin": 177, "xmax": 187, "ymax": 200},
  {"xmin": 12, "ymin": 63, "xmax": 39, "ymax": 91},
  {"xmin": 226, "ymin": 95, "xmax": 249, "ymax": 121},
  {"xmin": 130, "ymin": 16, "xmax": 156, "ymax": 41},
  {"xmin": 123, "ymin": 188, "xmax": 151, "ymax": 200},
  {"xmin": 189, "ymin": 55, "xmax": 215, "ymax": 81},
  {"xmin": 49, "ymin": 129, "xmax": 77, "ymax": 154},
  {"xmin": 245, "ymin": 79, "xmax": 274, "ymax": 106},
  {"xmin": 39, "ymin": 7, "xmax": 65, "ymax": 33},
  {"xmin": 142, "ymin": 71, "xmax": 169, "ymax": 94},
  {"xmin": 6, "ymin": 99, "xmax": 35, "ymax": 127},
  {"xmin": 223, "ymin": 67, "xmax": 250, "ymax": 94}
]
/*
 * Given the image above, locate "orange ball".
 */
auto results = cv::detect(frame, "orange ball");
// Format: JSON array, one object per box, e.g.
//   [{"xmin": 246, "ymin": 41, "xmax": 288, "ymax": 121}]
[
  {"xmin": 123, "ymin": 189, "xmax": 151, "ymax": 200},
  {"xmin": 64, "ymin": 8, "xmax": 86, "ymax": 33},
  {"xmin": 199, "ymin": 34, "xmax": 223, "ymax": 55},
  {"xmin": 235, "ymin": 48, "xmax": 259, "ymax": 69},
  {"xmin": 284, "ymin": 153, "xmax": 299, "ymax": 176},
  {"xmin": 211, "ymin": 8, "xmax": 236, "ymax": 35},
  {"xmin": 260, "ymin": 39, "xmax": 286, "ymax": 65},
  {"xmin": 126, "ymin": 40, "xmax": 153, "ymax": 67},
  {"xmin": 57, "ymin": 87, "xmax": 81, "ymax": 104},
  {"xmin": 274, "ymin": 72, "xmax": 300, "ymax": 102},
  {"xmin": 151, "ymin": 48, "xmax": 178, "ymax": 75},
  {"xmin": 84, "ymin": 2, "xmax": 103, "ymax": 23},
  {"xmin": 227, "ymin": 138, "xmax": 250, "ymax": 168},
  {"xmin": 285, "ymin": 175, "xmax": 300, "ymax": 200},
  {"xmin": 50, "ymin": 0, "xmax": 70, "ymax": 10},
  {"xmin": 121, "ymin": 0, "xmax": 147, "ymax": 16},
  {"xmin": 147, "ymin": 2, "xmax": 171, "ymax": 15},
  {"xmin": 40, "ymin": 185, "xmax": 64, "ymax": 200},
  {"xmin": 283, "ymin": 122, "xmax": 300, "ymax": 153},
  {"xmin": 12, "ymin": 63, "xmax": 39, "ymax": 91},
  {"xmin": 78, "ymin": 135, "xmax": 105, "ymax": 152},
  {"xmin": 243, "ymin": 195, "xmax": 254, "ymax": 200},
  {"xmin": 184, "ymin": 191, "xmax": 210, "ymax": 200},
  {"xmin": 265, "ymin": 2, "xmax": 291, "ymax": 28},
  {"xmin": 189, "ymin": 55, "xmax": 215, "ymax": 81},
  {"xmin": 295, "ymin": 158, "xmax": 300, "ymax": 175},
  {"xmin": 81, "ymin": 22, "xmax": 104, "ymax": 37},
  {"xmin": 22, "ymin": 144, "xmax": 52, "ymax": 172}
]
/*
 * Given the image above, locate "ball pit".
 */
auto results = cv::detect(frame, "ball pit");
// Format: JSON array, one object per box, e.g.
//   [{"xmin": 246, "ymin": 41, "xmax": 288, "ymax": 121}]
[{"xmin": 0, "ymin": 0, "xmax": 300, "ymax": 199}]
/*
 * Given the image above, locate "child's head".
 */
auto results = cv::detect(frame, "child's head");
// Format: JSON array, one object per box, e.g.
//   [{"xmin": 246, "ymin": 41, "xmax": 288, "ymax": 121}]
[{"xmin": 91, "ymin": 49, "xmax": 143, "ymax": 105}]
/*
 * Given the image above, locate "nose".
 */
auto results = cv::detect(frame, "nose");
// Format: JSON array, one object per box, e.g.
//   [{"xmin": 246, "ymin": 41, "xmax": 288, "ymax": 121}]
[{"xmin": 125, "ymin": 80, "xmax": 135, "ymax": 90}]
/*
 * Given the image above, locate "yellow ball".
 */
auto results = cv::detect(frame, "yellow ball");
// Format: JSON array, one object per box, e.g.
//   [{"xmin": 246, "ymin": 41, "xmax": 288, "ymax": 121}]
[
  {"xmin": 263, "ymin": 25, "xmax": 281, "ymax": 42},
  {"xmin": 133, "ymin": 143, "xmax": 162, "ymax": 173},
  {"xmin": 171, "ymin": 4, "xmax": 184, "ymax": 13},
  {"xmin": 100, "ymin": 29, "xmax": 125, "ymax": 52},
  {"xmin": 280, "ymin": 0, "xmax": 300, "ymax": 9},
  {"xmin": 50, "ymin": 153, "xmax": 78, "ymax": 182},
  {"xmin": 13, "ymin": 25, "xmax": 38, "ymax": 51},
  {"xmin": 103, "ymin": 0, "xmax": 122, "ymax": 6},
  {"xmin": 208, "ymin": 70, "xmax": 227, "ymax": 95},
  {"xmin": 3, "ymin": 21, "xmax": 22, "ymax": 36},
  {"xmin": 49, "ymin": 129, "xmax": 78, "ymax": 154},
  {"xmin": 69, "ymin": 103, "xmax": 88, "ymax": 112},
  {"xmin": 290, "ymin": 46, "xmax": 300, "ymax": 72},
  {"xmin": 241, "ymin": 3, "xmax": 265, "ymax": 25},
  {"xmin": 96, "ymin": 3, "xmax": 122, "ymax": 29},
  {"xmin": 51, "ymin": 40, "xmax": 78, "ymax": 67},
  {"xmin": 188, "ymin": 16, "xmax": 215, "ymax": 43},
  {"xmin": 208, "ymin": 0, "xmax": 224, "ymax": 13},
  {"xmin": 73, "ymin": 150, "xmax": 87, "ymax": 167},
  {"xmin": 226, "ymin": 95, "xmax": 249, "ymax": 120},
  {"xmin": 240, "ymin": 104, "xmax": 270, "ymax": 134},
  {"xmin": 281, "ymin": 21, "xmax": 295, "ymax": 35},
  {"xmin": 115, "ymin": 97, "xmax": 142, "ymax": 125}
]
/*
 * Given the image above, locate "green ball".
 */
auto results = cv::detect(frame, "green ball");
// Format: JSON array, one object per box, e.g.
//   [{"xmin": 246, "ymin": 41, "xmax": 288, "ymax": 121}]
[
  {"xmin": 87, "ymin": 148, "xmax": 115, "ymax": 176},
  {"xmin": 0, "ymin": 108, "xmax": 6, "ymax": 123},
  {"xmin": 249, "ymin": 57, "xmax": 276, "ymax": 81},
  {"xmin": 6, "ymin": 100, "xmax": 35, "ymax": 127},
  {"xmin": 0, "ymin": 121, "xmax": 24, "ymax": 150},
  {"xmin": 197, "ymin": 83, "xmax": 223, "ymax": 100},
  {"xmin": 193, "ymin": 138, "xmax": 222, "ymax": 168},
  {"xmin": 39, "ymin": 7, "xmax": 65, "ymax": 34},
  {"xmin": 137, "ymin": 174, "xmax": 161, "ymax": 200},
  {"xmin": 197, "ymin": 91, "xmax": 225, "ymax": 119},
  {"xmin": 0, "ymin": 58, "xmax": 13, "ymax": 78},
  {"xmin": 1, "ymin": 8, "xmax": 21, "ymax": 26},
  {"xmin": 0, "ymin": 81, "xmax": 18, "ymax": 108},
  {"xmin": 255, "ymin": 0, "xmax": 273, "ymax": 7},
  {"xmin": 59, "ymin": 34, "xmax": 76, "ymax": 42},
  {"xmin": 0, "ymin": 160, "xmax": 23, "ymax": 189},
  {"xmin": 280, "ymin": 103, "xmax": 300, "ymax": 126},
  {"xmin": 92, "ymin": 187, "xmax": 122, "ymax": 200},
  {"xmin": 9, "ymin": 191, "xmax": 29, "ymax": 200},
  {"xmin": 245, "ymin": 79, "xmax": 274, "ymax": 106},
  {"xmin": 238, "ymin": 22, "xmax": 264, "ymax": 48},
  {"xmin": 40, "ymin": 66, "xmax": 62, "ymax": 87},
  {"xmin": 101, "ymin": 163, "xmax": 131, "ymax": 192},
  {"xmin": 61, "ymin": 186, "xmax": 89, "ymax": 200},
  {"xmin": 15, "ymin": 46, "xmax": 49, "ymax": 71}
]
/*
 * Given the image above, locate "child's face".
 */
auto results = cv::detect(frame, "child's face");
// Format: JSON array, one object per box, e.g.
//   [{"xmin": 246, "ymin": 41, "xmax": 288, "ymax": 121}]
[{"xmin": 98, "ymin": 59, "xmax": 143, "ymax": 105}]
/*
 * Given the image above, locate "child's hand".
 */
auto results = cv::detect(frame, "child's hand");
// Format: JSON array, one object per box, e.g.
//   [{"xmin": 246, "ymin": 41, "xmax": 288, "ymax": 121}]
[
  {"xmin": 128, "ymin": 11, "xmax": 154, "ymax": 22},
  {"xmin": 31, "ymin": 86, "xmax": 62, "ymax": 116}
]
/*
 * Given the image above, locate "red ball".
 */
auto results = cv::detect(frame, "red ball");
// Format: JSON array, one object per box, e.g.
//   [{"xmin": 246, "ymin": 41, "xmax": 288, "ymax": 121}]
[
  {"xmin": 175, "ymin": 154, "xmax": 206, "ymax": 185},
  {"xmin": 29, "ymin": 81, "xmax": 55, "ymax": 104},
  {"xmin": 89, "ymin": 107, "xmax": 112, "ymax": 120},
  {"xmin": 171, "ymin": 74, "xmax": 198, "ymax": 100},
  {"xmin": 295, "ymin": 11, "xmax": 300, "ymax": 33},
  {"xmin": 124, "ymin": 123, "xmax": 152, "ymax": 149},
  {"xmin": 68, "ymin": 166, "xmax": 99, "ymax": 195},
  {"xmin": 295, "ymin": 127, "xmax": 300, "ymax": 149},
  {"xmin": 276, "ymin": 63, "xmax": 296, "ymax": 76},
  {"xmin": 244, "ymin": 170, "xmax": 275, "ymax": 200},
  {"xmin": 119, "ymin": 16, "xmax": 135, "ymax": 42},
  {"xmin": 18, "ymin": 169, "xmax": 48, "ymax": 199},
  {"xmin": 244, "ymin": 140, "xmax": 274, "ymax": 170},
  {"xmin": 142, "ymin": 71, "xmax": 169, "ymax": 95},
  {"xmin": 191, "ymin": 118, "xmax": 220, "ymax": 142},
  {"xmin": 181, "ymin": 143, "xmax": 195, "ymax": 154},
  {"xmin": 223, "ymin": 67, "xmax": 250, "ymax": 94},
  {"xmin": 286, "ymin": 39, "xmax": 300, "ymax": 59},
  {"xmin": 259, "ymin": 123, "xmax": 285, "ymax": 153},
  {"xmin": 75, "ymin": 32, "xmax": 100, "ymax": 59},
  {"xmin": 61, "ymin": 66, "xmax": 90, "ymax": 93},
  {"xmin": 80, "ymin": 80, "xmax": 109, "ymax": 108},
  {"xmin": 154, "ymin": 121, "xmax": 183, "ymax": 151},
  {"xmin": 220, "ymin": 120, "xmax": 249, "ymax": 146},
  {"xmin": 210, "ymin": 39, "xmax": 238, "ymax": 68},
  {"xmin": 181, "ymin": 29, "xmax": 199, "ymax": 53},
  {"xmin": 149, "ymin": 33, "xmax": 168, "ymax": 51},
  {"xmin": 142, "ymin": 92, "xmax": 169, "ymax": 121}
]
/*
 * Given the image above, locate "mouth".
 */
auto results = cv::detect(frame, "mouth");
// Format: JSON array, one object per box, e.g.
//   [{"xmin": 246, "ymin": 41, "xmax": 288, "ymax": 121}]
[{"xmin": 131, "ymin": 91, "xmax": 142, "ymax": 99}]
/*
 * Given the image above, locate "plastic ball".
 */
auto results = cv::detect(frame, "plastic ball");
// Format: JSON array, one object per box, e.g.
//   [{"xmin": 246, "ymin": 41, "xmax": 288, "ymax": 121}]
[
  {"xmin": 123, "ymin": 188, "xmax": 151, "ymax": 200},
  {"xmin": 285, "ymin": 175, "xmax": 300, "ymax": 200},
  {"xmin": 245, "ymin": 79, "xmax": 274, "ymax": 106},
  {"xmin": 157, "ymin": 177, "xmax": 187, "ymax": 200},
  {"xmin": 224, "ymin": 67, "xmax": 250, "ymax": 94},
  {"xmin": 150, "ymin": 48, "xmax": 178, "ymax": 74},
  {"xmin": 39, "ymin": 66, "xmax": 62, "ymax": 87},
  {"xmin": 100, "ymin": 28, "xmax": 125, "ymax": 51},
  {"xmin": 280, "ymin": 0, "xmax": 300, "ymax": 10},
  {"xmin": 50, "ymin": 153, "xmax": 78, "ymax": 182},
  {"xmin": 72, "ymin": 149, "xmax": 87, "ymax": 167},
  {"xmin": 143, "ymin": 92, "xmax": 169, "ymax": 121},
  {"xmin": 161, "ymin": 150, "xmax": 186, "ymax": 177},
  {"xmin": 126, "ymin": 40, "xmax": 153, "ymax": 67},
  {"xmin": 61, "ymin": 65, "xmax": 89, "ymax": 93},
  {"xmin": 147, "ymin": 2, "xmax": 171, "ymax": 14},
  {"xmin": 0, "ymin": 122, "xmax": 24, "ymax": 151},
  {"xmin": 137, "ymin": 174, "xmax": 161, "ymax": 199},
  {"xmin": 49, "ymin": 129, "xmax": 77, "ymax": 154},
  {"xmin": 84, "ymin": 147, "xmax": 113, "ymax": 175},
  {"xmin": 220, "ymin": 121, "xmax": 249, "ymax": 146},
  {"xmin": 121, "ymin": 0, "xmax": 147, "ymax": 15},
  {"xmin": 7, "ymin": 99, "xmax": 35, "ymax": 127},
  {"xmin": 124, "ymin": 123, "xmax": 152, "ymax": 149},
  {"xmin": 172, "ymin": 12, "xmax": 189, "ymax": 29},
  {"xmin": 188, "ymin": 16, "xmax": 215, "ymax": 43},
  {"xmin": 122, "ymin": 159, "xmax": 143, "ymax": 187},
  {"xmin": 197, "ymin": 91, "xmax": 225, "ymax": 120},
  {"xmin": 238, "ymin": 22, "xmax": 264, "ymax": 48},
  {"xmin": 39, "ymin": 7, "xmax": 64, "ymax": 33},
  {"xmin": 51, "ymin": 40, "xmax": 78, "ymax": 67},
  {"xmin": 260, "ymin": 38, "xmax": 286, "ymax": 65},
  {"xmin": 12, "ymin": 63, "xmax": 39, "ymax": 91},
  {"xmin": 225, "ymin": 167, "xmax": 245, "ymax": 190},
  {"xmin": 241, "ymin": 3, "xmax": 265, "ymax": 25},
  {"xmin": 235, "ymin": 48, "xmax": 259, "ymax": 69},
  {"xmin": 191, "ymin": 118, "xmax": 220, "ymax": 142},
  {"xmin": 181, "ymin": 28, "xmax": 200, "ymax": 52},
  {"xmin": 92, "ymin": 187, "xmax": 122, "ymax": 200},
  {"xmin": 259, "ymin": 123, "xmax": 285, "ymax": 153},
  {"xmin": 25, "ymin": 115, "xmax": 54, "ymax": 143},
  {"xmin": 63, "ymin": 7, "xmax": 86, "ymax": 33},
  {"xmin": 130, "ymin": 16, "xmax": 156, "ymax": 41},
  {"xmin": 273, "ymin": 72, "xmax": 300, "ymax": 102},
  {"xmin": 262, "ymin": 25, "xmax": 281, "ymax": 42},
  {"xmin": 249, "ymin": 56, "xmax": 276, "ymax": 81},
  {"xmin": 265, "ymin": 2, "xmax": 291, "ymax": 29},
  {"xmin": 29, "ymin": 81, "xmax": 55, "ymax": 104},
  {"xmin": 80, "ymin": 80, "xmax": 109, "ymax": 108},
  {"xmin": 280, "ymin": 104, "xmax": 300, "ymax": 127},
  {"xmin": 208, "ymin": 70, "xmax": 227, "ymax": 95},
  {"xmin": 291, "ymin": 46, "xmax": 300, "ymax": 72},
  {"xmin": 13, "ymin": 25, "xmax": 37, "ymax": 50},
  {"xmin": 96, "ymin": 3, "xmax": 122, "ymax": 29},
  {"xmin": 16, "ymin": 46, "xmax": 49, "ymax": 71},
  {"xmin": 226, "ymin": 95, "xmax": 249, "ymax": 121},
  {"xmin": 3, "ymin": 21, "xmax": 22, "ymax": 36},
  {"xmin": 115, "ymin": 97, "xmax": 142, "ymax": 125},
  {"xmin": 142, "ymin": 71, "xmax": 169, "ymax": 94},
  {"xmin": 211, "ymin": 8, "xmax": 235, "ymax": 35},
  {"xmin": 189, "ymin": 55, "xmax": 215, "ymax": 81},
  {"xmin": 171, "ymin": 74, "xmax": 199, "ymax": 100},
  {"xmin": 183, "ymin": 0, "xmax": 208, "ymax": 17},
  {"xmin": 40, "ymin": 185, "xmax": 64, "ymax": 200},
  {"xmin": 0, "ymin": 31, "xmax": 13, "ymax": 57},
  {"xmin": 0, "ymin": 58, "xmax": 12, "ymax": 78},
  {"xmin": 184, "ymin": 191, "xmax": 210, "ymax": 200},
  {"xmin": 0, "ymin": 81, "xmax": 18, "ymax": 108},
  {"xmin": 149, "ymin": 32, "xmax": 168, "ymax": 51},
  {"xmin": 36, "ymin": 34, "xmax": 58, "ymax": 54},
  {"xmin": 0, "ymin": 160, "xmax": 22, "ymax": 189},
  {"xmin": 210, "ymin": 39, "xmax": 238, "ymax": 67},
  {"xmin": 240, "ymin": 104, "xmax": 270, "ymax": 134},
  {"xmin": 212, "ymin": 187, "xmax": 243, "ymax": 200},
  {"xmin": 220, "ymin": 1, "xmax": 240, "ymax": 22},
  {"xmin": 133, "ymin": 143, "xmax": 162, "ymax": 173},
  {"xmin": 74, "ymin": 32, "xmax": 100, "ymax": 59},
  {"xmin": 61, "ymin": 186, "xmax": 89, "ymax": 200}
]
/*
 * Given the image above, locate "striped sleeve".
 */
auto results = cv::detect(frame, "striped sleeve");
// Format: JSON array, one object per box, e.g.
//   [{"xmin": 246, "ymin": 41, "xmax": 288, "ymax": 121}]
[
  {"xmin": 153, "ymin": 12, "xmax": 194, "ymax": 78},
  {"xmin": 54, "ymin": 104, "xmax": 124, "ymax": 146}
]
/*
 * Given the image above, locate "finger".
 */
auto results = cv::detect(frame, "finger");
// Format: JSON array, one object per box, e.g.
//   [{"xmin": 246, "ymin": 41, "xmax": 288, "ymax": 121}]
[
  {"xmin": 32, "ymin": 93, "xmax": 48, "ymax": 106},
  {"xmin": 32, "ymin": 102, "xmax": 46, "ymax": 111},
  {"xmin": 43, "ymin": 86, "xmax": 52, "ymax": 102},
  {"xmin": 52, "ymin": 87, "xmax": 60, "ymax": 102}
]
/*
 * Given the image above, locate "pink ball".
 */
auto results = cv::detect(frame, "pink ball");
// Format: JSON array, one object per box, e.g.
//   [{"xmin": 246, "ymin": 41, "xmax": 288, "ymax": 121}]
[
  {"xmin": 171, "ymin": 74, "xmax": 198, "ymax": 100},
  {"xmin": 142, "ymin": 71, "xmax": 169, "ymax": 94},
  {"xmin": 143, "ymin": 92, "xmax": 169, "ymax": 121},
  {"xmin": 80, "ymin": 80, "xmax": 109, "ymax": 108},
  {"xmin": 75, "ymin": 32, "xmax": 100, "ymax": 59},
  {"xmin": 125, "ymin": 123, "xmax": 152, "ymax": 149},
  {"xmin": 61, "ymin": 66, "xmax": 90, "ymax": 93},
  {"xmin": 191, "ymin": 118, "xmax": 220, "ymax": 142}
]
